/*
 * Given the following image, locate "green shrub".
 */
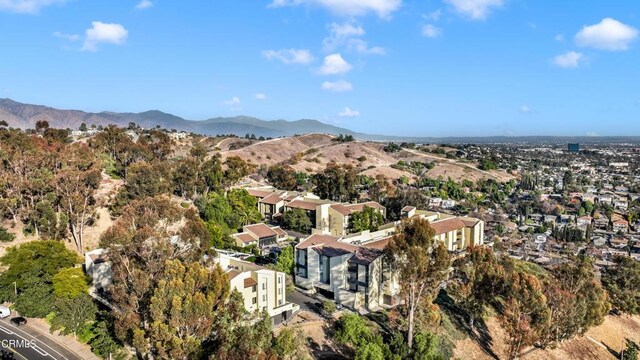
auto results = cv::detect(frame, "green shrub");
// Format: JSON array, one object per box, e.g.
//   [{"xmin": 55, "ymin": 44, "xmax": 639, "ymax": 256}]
[
  {"xmin": 0, "ymin": 226, "xmax": 15, "ymax": 242},
  {"xmin": 322, "ymin": 300, "xmax": 337, "ymax": 316}
]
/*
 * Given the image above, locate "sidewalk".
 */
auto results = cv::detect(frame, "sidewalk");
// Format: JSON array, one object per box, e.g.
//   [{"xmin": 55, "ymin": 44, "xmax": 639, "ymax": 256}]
[{"xmin": 26, "ymin": 317, "xmax": 101, "ymax": 360}]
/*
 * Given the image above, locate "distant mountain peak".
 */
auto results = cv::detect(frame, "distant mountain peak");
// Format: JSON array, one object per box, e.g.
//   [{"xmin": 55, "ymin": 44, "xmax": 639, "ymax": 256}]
[{"xmin": 0, "ymin": 98, "xmax": 358, "ymax": 138}]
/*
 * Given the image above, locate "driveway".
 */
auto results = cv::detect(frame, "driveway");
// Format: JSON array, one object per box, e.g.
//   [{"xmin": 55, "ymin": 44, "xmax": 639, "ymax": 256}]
[
  {"xmin": 288, "ymin": 289, "xmax": 322, "ymax": 313},
  {"xmin": 0, "ymin": 318, "xmax": 84, "ymax": 360}
]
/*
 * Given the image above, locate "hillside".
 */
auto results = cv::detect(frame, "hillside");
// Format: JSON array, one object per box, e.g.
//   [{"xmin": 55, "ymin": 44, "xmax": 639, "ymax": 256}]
[
  {"xmin": 5, "ymin": 98, "xmax": 640, "ymax": 144},
  {"xmin": 453, "ymin": 314, "xmax": 640, "ymax": 360},
  {"xmin": 219, "ymin": 134, "xmax": 514, "ymax": 182},
  {"xmin": 0, "ymin": 98, "xmax": 357, "ymax": 138}
]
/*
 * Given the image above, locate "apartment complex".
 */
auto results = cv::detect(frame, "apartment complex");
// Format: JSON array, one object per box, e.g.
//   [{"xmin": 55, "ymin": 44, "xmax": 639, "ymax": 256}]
[
  {"xmin": 246, "ymin": 186, "xmax": 386, "ymax": 236},
  {"xmin": 216, "ymin": 251, "xmax": 299, "ymax": 324},
  {"xmin": 231, "ymin": 223, "xmax": 288, "ymax": 248},
  {"xmin": 294, "ymin": 210, "xmax": 485, "ymax": 310}
]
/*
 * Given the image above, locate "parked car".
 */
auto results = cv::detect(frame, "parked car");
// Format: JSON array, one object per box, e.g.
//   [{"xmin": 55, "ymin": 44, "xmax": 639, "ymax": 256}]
[
  {"xmin": 10, "ymin": 317, "xmax": 26, "ymax": 326},
  {"xmin": 0, "ymin": 306, "xmax": 10, "ymax": 319}
]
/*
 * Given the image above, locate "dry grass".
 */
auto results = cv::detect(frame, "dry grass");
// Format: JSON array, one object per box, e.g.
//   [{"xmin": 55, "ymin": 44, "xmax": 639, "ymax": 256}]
[{"xmin": 453, "ymin": 314, "xmax": 640, "ymax": 360}]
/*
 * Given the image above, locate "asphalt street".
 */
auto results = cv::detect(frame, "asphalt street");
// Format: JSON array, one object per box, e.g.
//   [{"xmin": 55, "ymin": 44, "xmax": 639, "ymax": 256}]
[{"xmin": 0, "ymin": 318, "xmax": 82, "ymax": 360}]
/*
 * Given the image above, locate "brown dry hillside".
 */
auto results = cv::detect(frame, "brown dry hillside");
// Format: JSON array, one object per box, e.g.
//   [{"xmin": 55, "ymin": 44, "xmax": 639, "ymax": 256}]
[
  {"xmin": 454, "ymin": 315, "xmax": 640, "ymax": 360},
  {"xmin": 219, "ymin": 134, "xmax": 514, "ymax": 183}
]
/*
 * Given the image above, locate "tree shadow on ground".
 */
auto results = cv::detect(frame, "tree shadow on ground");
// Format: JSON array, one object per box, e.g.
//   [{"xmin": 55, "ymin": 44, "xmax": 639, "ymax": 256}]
[
  {"xmin": 435, "ymin": 290, "xmax": 500, "ymax": 360},
  {"xmin": 305, "ymin": 322, "xmax": 348, "ymax": 360}
]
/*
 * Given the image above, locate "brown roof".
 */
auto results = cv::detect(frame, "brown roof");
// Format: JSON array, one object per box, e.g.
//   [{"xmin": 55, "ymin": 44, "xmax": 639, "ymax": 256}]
[
  {"xmin": 430, "ymin": 218, "xmax": 466, "ymax": 235},
  {"xmin": 297, "ymin": 234, "xmax": 342, "ymax": 249},
  {"xmin": 345, "ymin": 202, "xmax": 385, "ymax": 212},
  {"xmin": 331, "ymin": 204, "xmax": 351, "ymax": 216},
  {"xmin": 402, "ymin": 206, "xmax": 416, "ymax": 212},
  {"xmin": 272, "ymin": 226, "xmax": 287, "ymax": 237},
  {"xmin": 331, "ymin": 202, "xmax": 385, "ymax": 216},
  {"xmin": 460, "ymin": 217, "xmax": 480, "ymax": 227},
  {"xmin": 227, "ymin": 269, "xmax": 241, "ymax": 280},
  {"xmin": 286, "ymin": 199, "xmax": 319, "ymax": 211},
  {"xmin": 234, "ymin": 233, "xmax": 258, "ymax": 244},
  {"xmin": 244, "ymin": 278, "xmax": 258, "ymax": 288},
  {"xmin": 247, "ymin": 188, "xmax": 275, "ymax": 198},
  {"xmin": 260, "ymin": 193, "xmax": 284, "ymax": 205},
  {"xmin": 362, "ymin": 236, "xmax": 393, "ymax": 250},
  {"xmin": 245, "ymin": 223, "xmax": 278, "ymax": 239},
  {"xmin": 349, "ymin": 248, "xmax": 384, "ymax": 265}
]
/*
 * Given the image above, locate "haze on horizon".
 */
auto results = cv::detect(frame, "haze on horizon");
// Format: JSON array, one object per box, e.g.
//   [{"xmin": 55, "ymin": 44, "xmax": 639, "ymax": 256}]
[{"xmin": 1, "ymin": 0, "xmax": 639, "ymax": 137}]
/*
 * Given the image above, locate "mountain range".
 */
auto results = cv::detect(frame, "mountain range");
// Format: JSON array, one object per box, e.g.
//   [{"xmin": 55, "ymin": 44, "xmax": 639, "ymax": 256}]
[{"xmin": 2, "ymin": 98, "xmax": 640, "ymax": 144}]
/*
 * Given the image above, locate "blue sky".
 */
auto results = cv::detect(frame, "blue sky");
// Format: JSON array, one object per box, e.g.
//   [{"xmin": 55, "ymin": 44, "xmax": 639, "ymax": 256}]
[{"xmin": 1, "ymin": 0, "xmax": 639, "ymax": 136}]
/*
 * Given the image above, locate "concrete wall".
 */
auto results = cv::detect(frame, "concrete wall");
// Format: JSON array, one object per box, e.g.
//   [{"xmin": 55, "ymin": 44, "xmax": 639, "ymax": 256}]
[{"xmin": 330, "ymin": 254, "xmax": 350, "ymax": 302}]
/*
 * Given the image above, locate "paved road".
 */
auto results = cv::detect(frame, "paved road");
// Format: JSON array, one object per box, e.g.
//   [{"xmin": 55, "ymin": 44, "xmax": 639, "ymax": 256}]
[
  {"xmin": 288, "ymin": 289, "xmax": 321, "ymax": 313},
  {"xmin": 0, "ymin": 318, "xmax": 82, "ymax": 360}
]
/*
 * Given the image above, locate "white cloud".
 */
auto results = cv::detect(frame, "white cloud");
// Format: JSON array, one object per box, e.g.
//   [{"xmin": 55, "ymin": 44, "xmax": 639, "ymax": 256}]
[
  {"xmin": 53, "ymin": 31, "xmax": 80, "ymax": 42},
  {"xmin": 554, "ymin": 34, "xmax": 565, "ymax": 42},
  {"xmin": 319, "ymin": 53, "xmax": 352, "ymax": 75},
  {"xmin": 135, "ymin": 0, "xmax": 153, "ymax": 9},
  {"xmin": 338, "ymin": 107, "xmax": 360, "ymax": 117},
  {"xmin": 82, "ymin": 21, "xmax": 128, "ymax": 52},
  {"xmin": 586, "ymin": 132, "xmax": 599, "ymax": 137},
  {"xmin": 262, "ymin": 49, "xmax": 314, "ymax": 64},
  {"xmin": 575, "ymin": 18, "xmax": 638, "ymax": 51},
  {"xmin": 0, "ymin": 0, "xmax": 66, "ymax": 13},
  {"xmin": 553, "ymin": 51, "xmax": 585, "ymax": 68},
  {"xmin": 224, "ymin": 96, "xmax": 241, "ymax": 106},
  {"xmin": 323, "ymin": 22, "xmax": 364, "ymax": 51},
  {"xmin": 321, "ymin": 80, "xmax": 353, "ymax": 92},
  {"xmin": 255, "ymin": 93, "xmax": 268, "ymax": 100},
  {"xmin": 423, "ymin": 9, "xmax": 442, "ymax": 21},
  {"xmin": 444, "ymin": 0, "xmax": 504, "ymax": 20},
  {"xmin": 269, "ymin": 0, "xmax": 402, "ymax": 18},
  {"xmin": 520, "ymin": 105, "xmax": 532, "ymax": 113},
  {"xmin": 346, "ymin": 38, "xmax": 385, "ymax": 54},
  {"xmin": 323, "ymin": 22, "xmax": 385, "ymax": 55},
  {"xmin": 422, "ymin": 24, "xmax": 442, "ymax": 38}
]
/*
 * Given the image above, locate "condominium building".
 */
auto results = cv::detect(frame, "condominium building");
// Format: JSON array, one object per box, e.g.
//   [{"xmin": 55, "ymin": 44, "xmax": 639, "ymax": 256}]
[
  {"xmin": 294, "ymin": 209, "xmax": 485, "ymax": 311},
  {"xmin": 216, "ymin": 251, "xmax": 299, "ymax": 324}
]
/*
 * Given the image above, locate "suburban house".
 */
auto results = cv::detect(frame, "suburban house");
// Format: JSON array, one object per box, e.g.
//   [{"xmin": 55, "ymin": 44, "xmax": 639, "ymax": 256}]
[
  {"xmin": 231, "ymin": 223, "xmax": 288, "ymax": 248},
  {"xmin": 84, "ymin": 248, "xmax": 112, "ymax": 291},
  {"xmin": 576, "ymin": 216, "xmax": 593, "ymax": 227},
  {"xmin": 216, "ymin": 251, "xmax": 299, "ymax": 324},
  {"xmin": 613, "ymin": 219, "xmax": 629, "ymax": 233},
  {"xmin": 315, "ymin": 201, "xmax": 387, "ymax": 236},
  {"xmin": 294, "ymin": 210, "xmax": 485, "ymax": 310}
]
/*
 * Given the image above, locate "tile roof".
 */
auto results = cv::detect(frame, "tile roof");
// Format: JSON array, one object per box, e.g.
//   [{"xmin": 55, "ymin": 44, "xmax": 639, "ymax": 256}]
[
  {"xmin": 430, "ymin": 218, "xmax": 467, "ymax": 235},
  {"xmin": 233, "ymin": 233, "xmax": 258, "ymax": 244},
  {"xmin": 402, "ymin": 206, "xmax": 416, "ymax": 212},
  {"xmin": 227, "ymin": 269, "xmax": 241, "ymax": 280},
  {"xmin": 260, "ymin": 193, "xmax": 284, "ymax": 205},
  {"xmin": 297, "ymin": 234, "xmax": 342, "ymax": 249},
  {"xmin": 244, "ymin": 278, "xmax": 257, "ymax": 288},
  {"xmin": 459, "ymin": 217, "xmax": 480, "ymax": 227},
  {"xmin": 362, "ymin": 236, "xmax": 393, "ymax": 250},
  {"xmin": 245, "ymin": 223, "xmax": 278, "ymax": 239},
  {"xmin": 286, "ymin": 199, "xmax": 320, "ymax": 211},
  {"xmin": 349, "ymin": 248, "xmax": 384, "ymax": 265},
  {"xmin": 246, "ymin": 188, "xmax": 275, "ymax": 198},
  {"xmin": 272, "ymin": 226, "xmax": 287, "ymax": 237},
  {"xmin": 331, "ymin": 202, "xmax": 385, "ymax": 216}
]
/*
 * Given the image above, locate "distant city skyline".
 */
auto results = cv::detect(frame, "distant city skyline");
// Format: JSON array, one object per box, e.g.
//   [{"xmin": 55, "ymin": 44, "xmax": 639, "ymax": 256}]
[{"xmin": 1, "ymin": 1, "xmax": 639, "ymax": 137}]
